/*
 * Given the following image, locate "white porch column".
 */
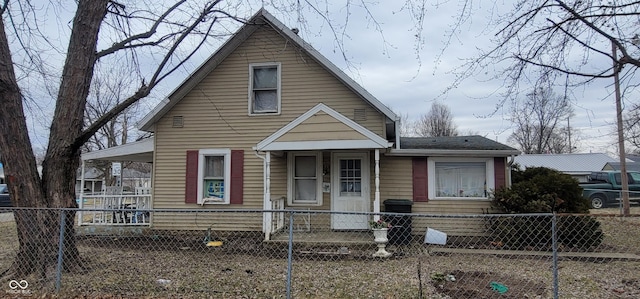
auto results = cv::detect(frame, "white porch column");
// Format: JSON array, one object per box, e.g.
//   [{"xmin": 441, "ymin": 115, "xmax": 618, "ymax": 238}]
[
  {"xmin": 78, "ymin": 160, "xmax": 86, "ymax": 225},
  {"xmin": 374, "ymin": 149, "xmax": 381, "ymax": 221},
  {"xmin": 262, "ymin": 151, "xmax": 272, "ymax": 240}
]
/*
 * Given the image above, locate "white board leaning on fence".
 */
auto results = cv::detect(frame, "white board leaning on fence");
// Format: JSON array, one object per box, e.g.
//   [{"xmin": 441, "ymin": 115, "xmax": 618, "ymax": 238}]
[{"xmin": 424, "ymin": 228, "xmax": 447, "ymax": 245}]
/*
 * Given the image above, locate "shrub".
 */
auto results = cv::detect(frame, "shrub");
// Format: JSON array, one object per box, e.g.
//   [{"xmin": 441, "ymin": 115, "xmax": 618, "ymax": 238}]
[{"xmin": 490, "ymin": 167, "xmax": 603, "ymax": 249}]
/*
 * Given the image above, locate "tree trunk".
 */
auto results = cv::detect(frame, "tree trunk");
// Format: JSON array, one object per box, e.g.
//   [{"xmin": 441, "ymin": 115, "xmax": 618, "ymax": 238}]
[
  {"xmin": 0, "ymin": 0, "xmax": 109, "ymax": 276},
  {"xmin": 0, "ymin": 10, "xmax": 51, "ymax": 277},
  {"xmin": 40, "ymin": 0, "xmax": 109, "ymax": 273}
]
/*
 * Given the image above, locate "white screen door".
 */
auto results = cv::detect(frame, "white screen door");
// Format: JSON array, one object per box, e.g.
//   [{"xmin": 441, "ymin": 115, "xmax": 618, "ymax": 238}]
[{"xmin": 331, "ymin": 152, "xmax": 369, "ymax": 229}]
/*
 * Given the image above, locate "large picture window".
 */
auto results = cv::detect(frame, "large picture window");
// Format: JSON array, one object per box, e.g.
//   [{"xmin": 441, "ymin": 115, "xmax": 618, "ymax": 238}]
[
  {"xmin": 428, "ymin": 158, "xmax": 494, "ymax": 199},
  {"xmin": 288, "ymin": 152, "xmax": 322, "ymax": 206},
  {"xmin": 249, "ymin": 63, "xmax": 281, "ymax": 114}
]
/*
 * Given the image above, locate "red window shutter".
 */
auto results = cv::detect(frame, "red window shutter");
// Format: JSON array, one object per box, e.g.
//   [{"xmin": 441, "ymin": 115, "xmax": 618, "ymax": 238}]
[
  {"xmin": 494, "ymin": 157, "xmax": 506, "ymax": 190},
  {"xmin": 230, "ymin": 150, "xmax": 244, "ymax": 204},
  {"xmin": 412, "ymin": 157, "xmax": 428, "ymax": 202},
  {"xmin": 185, "ymin": 150, "xmax": 199, "ymax": 204}
]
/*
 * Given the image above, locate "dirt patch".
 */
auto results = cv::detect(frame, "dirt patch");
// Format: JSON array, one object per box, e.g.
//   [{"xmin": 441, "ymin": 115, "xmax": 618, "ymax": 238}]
[{"xmin": 431, "ymin": 270, "xmax": 547, "ymax": 298}]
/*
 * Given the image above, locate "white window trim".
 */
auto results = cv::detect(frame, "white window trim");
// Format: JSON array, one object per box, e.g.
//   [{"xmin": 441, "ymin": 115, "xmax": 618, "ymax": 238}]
[
  {"xmin": 197, "ymin": 149, "xmax": 232, "ymax": 204},
  {"xmin": 428, "ymin": 157, "xmax": 494, "ymax": 200},
  {"xmin": 248, "ymin": 62, "xmax": 281, "ymax": 115},
  {"xmin": 287, "ymin": 151, "xmax": 323, "ymax": 206}
]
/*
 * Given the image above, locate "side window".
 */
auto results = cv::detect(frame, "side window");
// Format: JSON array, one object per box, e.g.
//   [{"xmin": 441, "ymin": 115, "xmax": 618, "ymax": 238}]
[
  {"xmin": 249, "ymin": 63, "xmax": 281, "ymax": 114},
  {"xmin": 198, "ymin": 149, "xmax": 231, "ymax": 204}
]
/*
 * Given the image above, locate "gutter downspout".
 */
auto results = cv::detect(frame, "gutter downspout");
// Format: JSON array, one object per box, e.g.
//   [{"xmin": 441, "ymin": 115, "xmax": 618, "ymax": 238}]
[{"xmin": 254, "ymin": 150, "xmax": 272, "ymax": 240}]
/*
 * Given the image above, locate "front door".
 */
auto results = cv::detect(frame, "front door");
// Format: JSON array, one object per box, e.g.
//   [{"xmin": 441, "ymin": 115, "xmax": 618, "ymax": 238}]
[{"xmin": 331, "ymin": 152, "xmax": 370, "ymax": 230}]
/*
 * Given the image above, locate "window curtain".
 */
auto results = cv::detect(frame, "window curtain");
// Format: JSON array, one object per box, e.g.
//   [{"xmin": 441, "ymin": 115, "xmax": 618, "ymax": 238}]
[{"xmin": 435, "ymin": 162, "xmax": 486, "ymax": 197}]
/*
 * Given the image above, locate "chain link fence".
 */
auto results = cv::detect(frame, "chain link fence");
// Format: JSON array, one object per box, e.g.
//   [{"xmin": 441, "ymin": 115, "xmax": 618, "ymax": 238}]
[{"xmin": 0, "ymin": 207, "xmax": 639, "ymax": 298}]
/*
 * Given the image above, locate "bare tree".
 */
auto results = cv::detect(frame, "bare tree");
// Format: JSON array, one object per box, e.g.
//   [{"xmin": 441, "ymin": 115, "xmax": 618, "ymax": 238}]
[
  {"xmin": 83, "ymin": 63, "xmax": 145, "ymax": 187},
  {"xmin": 446, "ymin": 0, "xmax": 640, "ymax": 214},
  {"xmin": 0, "ymin": 0, "xmax": 275, "ymax": 277},
  {"xmin": 393, "ymin": 111, "xmax": 415, "ymax": 137},
  {"xmin": 625, "ymin": 103, "xmax": 640, "ymax": 151},
  {"xmin": 415, "ymin": 102, "xmax": 458, "ymax": 137},
  {"xmin": 508, "ymin": 87, "xmax": 574, "ymax": 154}
]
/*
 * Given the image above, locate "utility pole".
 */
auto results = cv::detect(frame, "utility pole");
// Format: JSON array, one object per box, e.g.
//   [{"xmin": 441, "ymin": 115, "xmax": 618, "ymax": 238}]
[
  {"xmin": 567, "ymin": 116, "xmax": 572, "ymax": 153},
  {"xmin": 612, "ymin": 41, "xmax": 630, "ymax": 216}
]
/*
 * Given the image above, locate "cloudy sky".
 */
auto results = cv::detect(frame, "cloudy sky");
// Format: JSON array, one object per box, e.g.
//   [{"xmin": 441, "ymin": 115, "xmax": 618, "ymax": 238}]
[
  {"xmin": 19, "ymin": 1, "xmax": 627, "ymax": 156},
  {"xmin": 276, "ymin": 1, "xmax": 622, "ymax": 155}
]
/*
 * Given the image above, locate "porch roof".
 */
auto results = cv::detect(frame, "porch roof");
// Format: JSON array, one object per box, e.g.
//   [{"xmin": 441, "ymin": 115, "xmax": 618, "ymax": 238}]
[
  {"xmin": 255, "ymin": 103, "xmax": 392, "ymax": 151},
  {"xmin": 81, "ymin": 138, "xmax": 154, "ymax": 163}
]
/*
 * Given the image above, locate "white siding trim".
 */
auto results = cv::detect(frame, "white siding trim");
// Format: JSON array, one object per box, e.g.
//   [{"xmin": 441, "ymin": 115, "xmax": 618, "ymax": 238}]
[
  {"xmin": 256, "ymin": 103, "xmax": 389, "ymax": 150},
  {"xmin": 287, "ymin": 151, "xmax": 323, "ymax": 206},
  {"xmin": 248, "ymin": 62, "xmax": 282, "ymax": 116},
  {"xmin": 197, "ymin": 149, "xmax": 232, "ymax": 204},
  {"xmin": 262, "ymin": 140, "xmax": 385, "ymax": 151}
]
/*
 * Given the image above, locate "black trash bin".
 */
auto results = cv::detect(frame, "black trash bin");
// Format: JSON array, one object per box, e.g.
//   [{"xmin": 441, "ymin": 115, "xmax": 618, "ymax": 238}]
[{"xmin": 383, "ymin": 199, "xmax": 413, "ymax": 245}]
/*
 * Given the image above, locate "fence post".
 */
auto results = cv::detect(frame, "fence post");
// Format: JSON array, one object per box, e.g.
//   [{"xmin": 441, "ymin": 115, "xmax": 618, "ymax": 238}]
[
  {"xmin": 55, "ymin": 209, "xmax": 66, "ymax": 292},
  {"xmin": 552, "ymin": 213, "xmax": 558, "ymax": 299},
  {"xmin": 286, "ymin": 210, "xmax": 294, "ymax": 299}
]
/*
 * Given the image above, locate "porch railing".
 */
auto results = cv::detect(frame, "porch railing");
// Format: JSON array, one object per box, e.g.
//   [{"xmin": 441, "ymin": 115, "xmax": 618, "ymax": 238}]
[
  {"xmin": 77, "ymin": 193, "xmax": 151, "ymax": 226},
  {"xmin": 270, "ymin": 196, "xmax": 286, "ymax": 233}
]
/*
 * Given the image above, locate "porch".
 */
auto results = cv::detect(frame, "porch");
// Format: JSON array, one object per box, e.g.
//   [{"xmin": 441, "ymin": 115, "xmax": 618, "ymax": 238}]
[
  {"xmin": 79, "ymin": 138, "xmax": 154, "ymax": 226},
  {"xmin": 77, "ymin": 187, "xmax": 152, "ymax": 225}
]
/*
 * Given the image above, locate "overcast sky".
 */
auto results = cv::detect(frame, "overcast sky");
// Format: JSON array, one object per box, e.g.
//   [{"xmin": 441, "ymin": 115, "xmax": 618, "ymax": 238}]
[
  {"xmin": 20, "ymin": 1, "xmax": 628, "ymax": 157},
  {"xmin": 271, "ymin": 1, "xmax": 621, "ymax": 155}
]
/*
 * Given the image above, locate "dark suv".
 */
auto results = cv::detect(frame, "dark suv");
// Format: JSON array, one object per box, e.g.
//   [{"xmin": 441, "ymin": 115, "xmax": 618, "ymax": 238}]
[{"xmin": 0, "ymin": 184, "xmax": 11, "ymax": 207}]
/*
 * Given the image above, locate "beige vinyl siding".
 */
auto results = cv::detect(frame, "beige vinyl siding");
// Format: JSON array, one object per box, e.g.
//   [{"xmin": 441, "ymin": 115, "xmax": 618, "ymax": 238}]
[
  {"xmin": 378, "ymin": 156, "xmax": 493, "ymax": 236},
  {"xmin": 151, "ymin": 25, "xmax": 385, "ymax": 230},
  {"xmin": 275, "ymin": 112, "xmax": 368, "ymax": 142}
]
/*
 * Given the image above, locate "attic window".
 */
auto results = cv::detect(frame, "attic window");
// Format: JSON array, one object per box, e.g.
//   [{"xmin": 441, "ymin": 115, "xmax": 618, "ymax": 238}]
[
  {"xmin": 354, "ymin": 108, "xmax": 366, "ymax": 121},
  {"xmin": 173, "ymin": 116, "xmax": 184, "ymax": 128}
]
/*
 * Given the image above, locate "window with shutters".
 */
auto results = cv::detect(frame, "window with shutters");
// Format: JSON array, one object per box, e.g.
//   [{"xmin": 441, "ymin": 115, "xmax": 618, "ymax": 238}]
[
  {"xmin": 249, "ymin": 62, "xmax": 281, "ymax": 115},
  {"xmin": 198, "ymin": 149, "xmax": 231, "ymax": 204},
  {"xmin": 287, "ymin": 152, "xmax": 322, "ymax": 206},
  {"xmin": 428, "ymin": 158, "xmax": 494, "ymax": 199}
]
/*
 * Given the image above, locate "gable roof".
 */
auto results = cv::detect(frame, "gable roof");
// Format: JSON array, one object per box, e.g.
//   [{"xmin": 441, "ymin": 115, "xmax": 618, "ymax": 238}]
[
  {"xmin": 138, "ymin": 9, "xmax": 397, "ymax": 132},
  {"xmin": 256, "ymin": 103, "xmax": 390, "ymax": 151},
  {"xmin": 514, "ymin": 153, "xmax": 617, "ymax": 174}
]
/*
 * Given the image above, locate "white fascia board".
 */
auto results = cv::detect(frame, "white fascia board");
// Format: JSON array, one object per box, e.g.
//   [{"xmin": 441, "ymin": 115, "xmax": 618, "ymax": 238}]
[
  {"xmin": 262, "ymin": 140, "xmax": 386, "ymax": 151},
  {"xmin": 81, "ymin": 138, "xmax": 154, "ymax": 161},
  {"xmin": 386, "ymin": 149, "xmax": 521, "ymax": 157},
  {"xmin": 256, "ymin": 103, "xmax": 389, "ymax": 151},
  {"xmin": 138, "ymin": 20, "xmax": 259, "ymax": 132}
]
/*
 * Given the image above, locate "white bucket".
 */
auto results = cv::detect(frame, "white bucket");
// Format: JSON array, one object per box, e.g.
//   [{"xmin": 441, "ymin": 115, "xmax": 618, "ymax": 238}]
[{"xmin": 424, "ymin": 228, "xmax": 447, "ymax": 245}]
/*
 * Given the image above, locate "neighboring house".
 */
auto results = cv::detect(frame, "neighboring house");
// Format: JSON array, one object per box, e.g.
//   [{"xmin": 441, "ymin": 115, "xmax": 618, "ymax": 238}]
[
  {"xmin": 75, "ymin": 167, "xmax": 104, "ymax": 194},
  {"xmin": 82, "ymin": 9, "xmax": 519, "ymax": 237},
  {"xmin": 514, "ymin": 153, "xmax": 618, "ymax": 182}
]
